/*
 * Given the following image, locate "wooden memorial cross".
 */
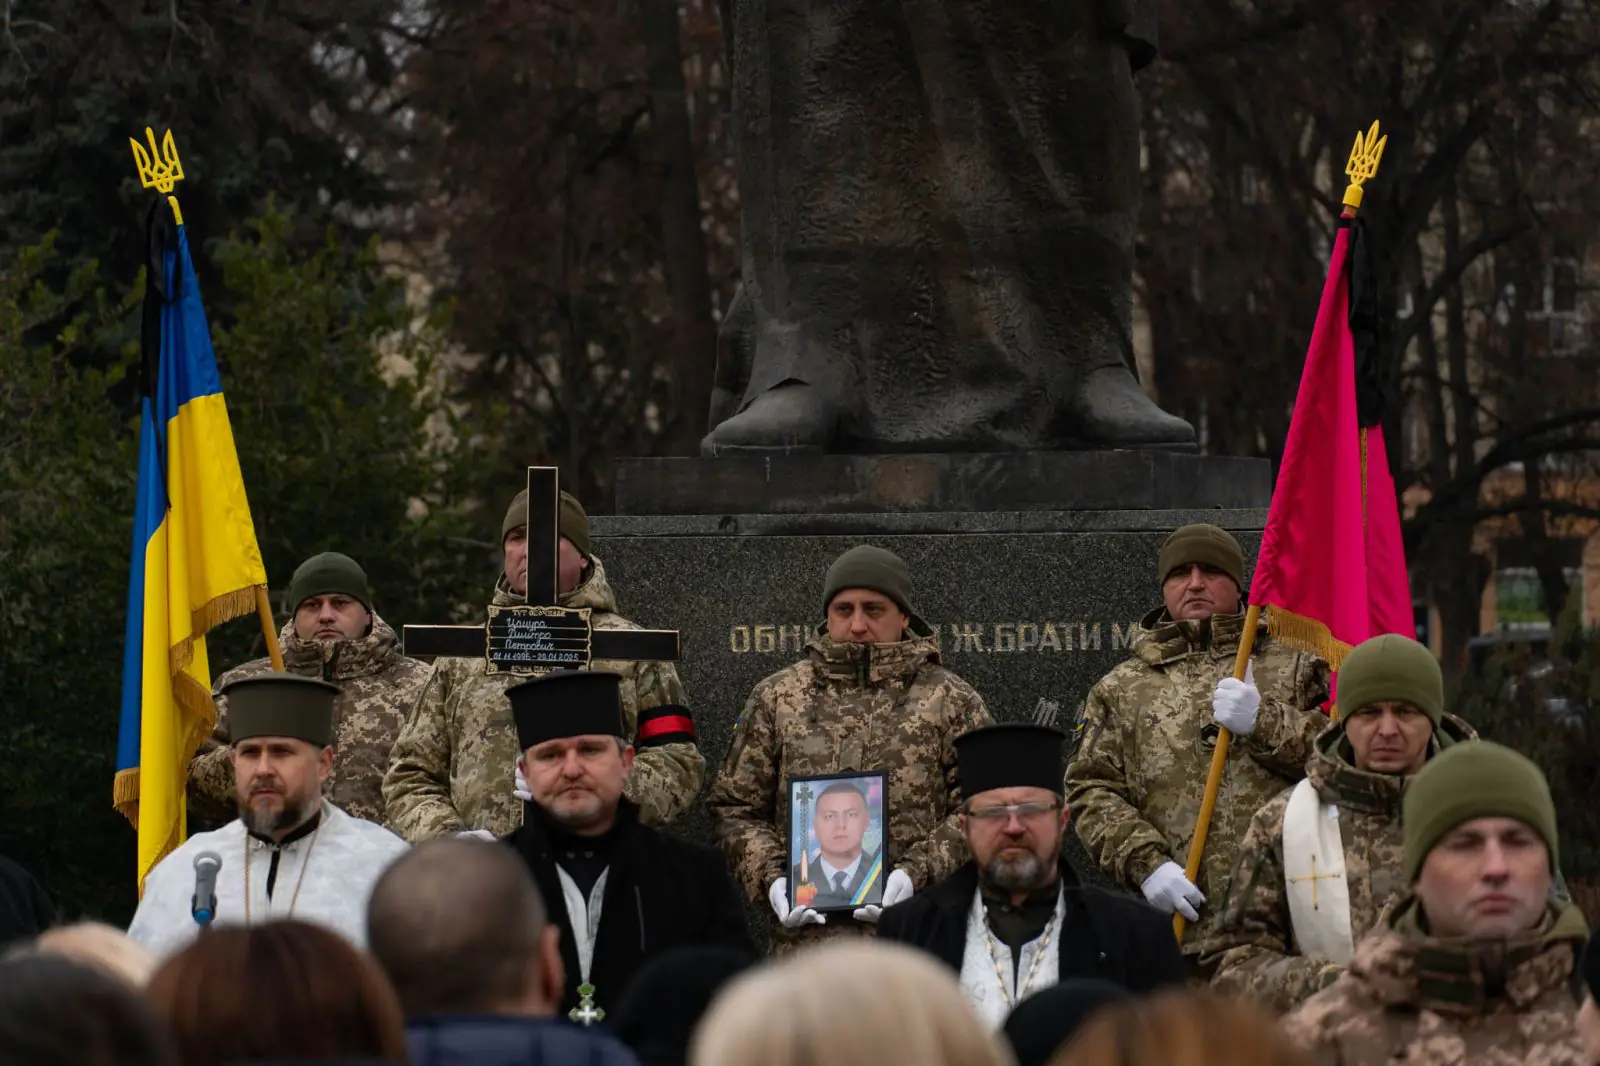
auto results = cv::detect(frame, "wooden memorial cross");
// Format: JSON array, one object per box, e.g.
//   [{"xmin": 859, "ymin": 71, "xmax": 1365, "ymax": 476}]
[{"xmin": 403, "ymin": 466, "xmax": 680, "ymax": 672}]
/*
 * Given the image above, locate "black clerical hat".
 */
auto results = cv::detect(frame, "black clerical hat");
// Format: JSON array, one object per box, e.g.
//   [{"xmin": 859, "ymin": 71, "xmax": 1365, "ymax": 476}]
[
  {"xmin": 954, "ymin": 723, "xmax": 1066, "ymax": 801},
  {"xmin": 221, "ymin": 673, "xmax": 340, "ymax": 747},
  {"xmin": 508, "ymin": 670, "xmax": 626, "ymax": 750}
]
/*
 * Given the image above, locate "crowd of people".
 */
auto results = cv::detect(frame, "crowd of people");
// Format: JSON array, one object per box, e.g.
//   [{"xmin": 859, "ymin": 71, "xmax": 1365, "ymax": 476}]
[{"xmin": 3, "ymin": 485, "xmax": 1600, "ymax": 1065}]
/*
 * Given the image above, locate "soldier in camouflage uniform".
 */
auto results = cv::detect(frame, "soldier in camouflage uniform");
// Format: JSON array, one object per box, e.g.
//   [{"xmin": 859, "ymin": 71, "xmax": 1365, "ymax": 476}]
[
  {"xmin": 190, "ymin": 552, "xmax": 429, "ymax": 824},
  {"xmin": 708, "ymin": 545, "xmax": 993, "ymax": 954},
  {"xmin": 1205, "ymin": 635, "xmax": 1476, "ymax": 1013},
  {"xmin": 383, "ymin": 489, "xmax": 703, "ymax": 841},
  {"xmin": 1065, "ymin": 524, "xmax": 1331, "ymax": 970},
  {"xmin": 1283, "ymin": 740, "xmax": 1590, "ymax": 1066}
]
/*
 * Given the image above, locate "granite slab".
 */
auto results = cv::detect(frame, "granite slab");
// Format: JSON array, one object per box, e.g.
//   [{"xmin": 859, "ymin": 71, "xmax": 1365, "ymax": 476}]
[{"xmin": 614, "ymin": 451, "xmax": 1272, "ymax": 516}]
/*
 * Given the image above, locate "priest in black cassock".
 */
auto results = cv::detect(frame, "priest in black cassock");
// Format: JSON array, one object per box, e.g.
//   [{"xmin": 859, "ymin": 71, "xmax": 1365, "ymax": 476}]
[
  {"xmin": 502, "ymin": 669, "xmax": 754, "ymax": 1025},
  {"xmin": 876, "ymin": 722, "xmax": 1183, "ymax": 1028}
]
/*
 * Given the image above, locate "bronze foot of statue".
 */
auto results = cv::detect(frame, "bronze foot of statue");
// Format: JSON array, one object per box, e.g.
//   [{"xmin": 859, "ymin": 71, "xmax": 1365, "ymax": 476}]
[
  {"xmin": 1068, "ymin": 367, "xmax": 1198, "ymax": 451},
  {"xmin": 700, "ymin": 383, "xmax": 836, "ymax": 456}
]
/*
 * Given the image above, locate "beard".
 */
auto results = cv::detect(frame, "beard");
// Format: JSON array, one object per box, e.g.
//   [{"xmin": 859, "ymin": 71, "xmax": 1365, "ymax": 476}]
[
  {"xmin": 545, "ymin": 788, "xmax": 607, "ymax": 830},
  {"xmin": 980, "ymin": 842, "xmax": 1061, "ymax": 895},
  {"xmin": 239, "ymin": 792, "xmax": 317, "ymax": 837}
]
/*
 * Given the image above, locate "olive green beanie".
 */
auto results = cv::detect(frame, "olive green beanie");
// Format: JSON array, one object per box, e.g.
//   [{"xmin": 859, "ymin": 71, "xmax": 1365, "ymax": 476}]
[
  {"xmin": 1157, "ymin": 524, "xmax": 1245, "ymax": 591},
  {"xmin": 1402, "ymin": 740, "xmax": 1559, "ymax": 882},
  {"xmin": 822, "ymin": 545, "xmax": 914, "ymax": 617},
  {"xmin": 284, "ymin": 552, "xmax": 370, "ymax": 614},
  {"xmin": 502, "ymin": 488, "xmax": 592, "ymax": 558},
  {"xmin": 1337, "ymin": 634, "xmax": 1444, "ymax": 727}
]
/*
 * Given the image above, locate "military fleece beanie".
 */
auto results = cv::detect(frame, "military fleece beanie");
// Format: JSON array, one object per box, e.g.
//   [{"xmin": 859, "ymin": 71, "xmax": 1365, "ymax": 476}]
[
  {"xmin": 1402, "ymin": 740, "xmax": 1559, "ymax": 882},
  {"xmin": 502, "ymin": 488, "xmax": 592, "ymax": 558},
  {"xmin": 1157, "ymin": 523, "xmax": 1245, "ymax": 591},
  {"xmin": 822, "ymin": 545, "xmax": 914, "ymax": 617},
  {"xmin": 285, "ymin": 552, "xmax": 370, "ymax": 613},
  {"xmin": 1337, "ymin": 634, "xmax": 1445, "ymax": 727}
]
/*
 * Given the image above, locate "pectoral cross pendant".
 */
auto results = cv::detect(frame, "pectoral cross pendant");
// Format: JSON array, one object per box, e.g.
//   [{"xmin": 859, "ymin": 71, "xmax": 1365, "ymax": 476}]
[{"xmin": 569, "ymin": 983, "xmax": 605, "ymax": 1026}]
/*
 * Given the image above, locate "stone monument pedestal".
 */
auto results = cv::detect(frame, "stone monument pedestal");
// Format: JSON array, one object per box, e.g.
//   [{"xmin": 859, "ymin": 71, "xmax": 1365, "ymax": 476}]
[{"xmin": 592, "ymin": 451, "xmax": 1270, "ymax": 763}]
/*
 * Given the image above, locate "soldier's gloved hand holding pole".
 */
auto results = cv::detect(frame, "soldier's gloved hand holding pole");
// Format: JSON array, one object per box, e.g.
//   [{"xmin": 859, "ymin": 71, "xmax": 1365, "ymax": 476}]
[
  {"xmin": 768, "ymin": 878, "xmax": 826, "ymax": 928},
  {"xmin": 851, "ymin": 868, "xmax": 914, "ymax": 923},
  {"xmin": 1141, "ymin": 862, "xmax": 1205, "ymax": 922},
  {"xmin": 1139, "ymin": 666, "xmax": 1257, "ymax": 921},
  {"xmin": 1211, "ymin": 662, "xmax": 1261, "ymax": 736}
]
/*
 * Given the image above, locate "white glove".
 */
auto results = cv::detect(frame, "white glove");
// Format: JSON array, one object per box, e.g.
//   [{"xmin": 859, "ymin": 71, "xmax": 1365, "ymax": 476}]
[
  {"xmin": 513, "ymin": 762, "xmax": 532, "ymax": 802},
  {"xmin": 454, "ymin": 829, "xmax": 497, "ymax": 842},
  {"xmin": 1212, "ymin": 662, "xmax": 1260, "ymax": 737},
  {"xmin": 768, "ymin": 877, "xmax": 826, "ymax": 928},
  {"xmin": 853, "ymin": 868, "xmax": 914, "ymax": 923},
  {"xmin": 1141, "ymin": 860, "xmax": 1205, "ymax": 922}
]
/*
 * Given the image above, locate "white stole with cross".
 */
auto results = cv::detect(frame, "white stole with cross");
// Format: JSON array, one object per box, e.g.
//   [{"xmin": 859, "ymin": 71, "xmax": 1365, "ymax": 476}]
[
  {"xmin": 957, "ymin": 889, "xmax": 1064, "ymax": 1030},
  {"xmin": 1281, "ymin": 778, "xmax": 1355, "ymax": 964}
]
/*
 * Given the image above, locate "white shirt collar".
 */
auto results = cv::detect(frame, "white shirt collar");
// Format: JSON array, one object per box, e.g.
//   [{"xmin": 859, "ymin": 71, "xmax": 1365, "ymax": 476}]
[{"xmin": 817, "ymin": 852, "xmax": 863, "ymax": 886}]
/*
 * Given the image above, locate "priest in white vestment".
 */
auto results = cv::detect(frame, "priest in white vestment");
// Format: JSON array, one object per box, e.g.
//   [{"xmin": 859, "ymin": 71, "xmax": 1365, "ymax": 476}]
[
  {"xmin": 878, "ymin": 723, "xmax": 1183, "ymax": 1028},
  {"xmin": 129, "ymin": 672, "xmax": 409, "ymax": 959},
  {"xmin": 1205, "ymin": 634, "xmax": 1476, "ymax": 1013}
]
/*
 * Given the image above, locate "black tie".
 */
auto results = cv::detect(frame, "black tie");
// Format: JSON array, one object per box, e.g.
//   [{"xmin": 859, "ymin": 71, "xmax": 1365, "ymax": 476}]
[{"xmin": 834, "ymin": 871, "xmax": 848, "ymax": 892}]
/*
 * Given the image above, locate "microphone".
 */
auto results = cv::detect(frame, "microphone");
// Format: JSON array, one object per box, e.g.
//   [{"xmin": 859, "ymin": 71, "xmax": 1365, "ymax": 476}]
[{"xmin": 191, "ymin": 851, "xmax": 222, "ymax": 927}]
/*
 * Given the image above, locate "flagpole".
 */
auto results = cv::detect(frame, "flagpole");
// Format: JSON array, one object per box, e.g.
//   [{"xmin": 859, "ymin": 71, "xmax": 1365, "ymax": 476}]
[
  {"xmin": 122, "ymin": 126, "xmax": 279, "ymax": 888},
  {"xmin": 1169, "ymin": 121, "xmax": 1387, "ymax": 944},
  {"xmin": 255, "ymin": 586, "xmax": 286, "ymax": 671},
  {"xmin": 1173, "ymin": 603, "xmax": 1261, "ymax": 941}
]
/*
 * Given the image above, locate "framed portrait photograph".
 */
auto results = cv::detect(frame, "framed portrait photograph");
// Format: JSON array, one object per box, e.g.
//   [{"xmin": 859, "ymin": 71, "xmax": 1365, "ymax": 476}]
[{"xmin": 786, "ymin": 771, "xmax": 889, "ymax": 914}]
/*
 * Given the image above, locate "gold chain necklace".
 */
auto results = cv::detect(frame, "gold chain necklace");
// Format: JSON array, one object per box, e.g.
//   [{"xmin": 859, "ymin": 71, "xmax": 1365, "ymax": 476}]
[
  {"xmin": 243, "ymin": 818, "xmax": 323, "ymax": 926},
  {"xmin": 982, "ymin": 901, "xmax": 1060, "ymax": 1008}
]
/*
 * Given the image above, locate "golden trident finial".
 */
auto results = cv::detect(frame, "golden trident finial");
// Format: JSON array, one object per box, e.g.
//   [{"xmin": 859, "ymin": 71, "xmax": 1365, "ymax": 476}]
[
  {"xmin": 129, "ymin": 127, "xmax": 186, "ymax": 224},
  {"xmin": 1342, "ymin": 120, "xmax": 1387, "ymax": 215}
]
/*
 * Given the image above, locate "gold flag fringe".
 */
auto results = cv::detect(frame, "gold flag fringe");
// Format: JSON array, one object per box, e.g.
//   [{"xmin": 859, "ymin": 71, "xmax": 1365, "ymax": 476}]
[
  {"xmin": 1263, "ymin": 603, "xmax": 1354, "ymax": 673},
  {"xmin": 117, "ymin": 586, "xmax": 259, "ymax": 873},
  {"xmin": 112, "ymin": 768, "xmax": 141, "ymax": 825},
  {"xmin": 169, "ymin": 585, "xmax": 258, "ymax": 679},
  {"xmin": 168, "ymin": 585, "xmax": 258, "ymax": 768}
]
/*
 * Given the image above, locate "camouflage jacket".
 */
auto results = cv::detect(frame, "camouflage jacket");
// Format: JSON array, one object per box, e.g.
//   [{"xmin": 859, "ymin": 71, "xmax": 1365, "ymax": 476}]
[
  {"xmin": 1205, "ymin": 714, "xmax": 1477, "ymax": 1013},
  {"xmin": 707, "ymin": 620, "xmax": 993, "ymax": 953},
  {"xmin": 1065, "ymin": 608, "xmax": 1331, "ymax": 955},
  {"xmin": 1282, "ymin": 899, "xmax": 1591, "ymax": 1066},
  {"xmin": 382, "ymin": 557, "xmax": 703, "ymax": 841},
  {"xmin": 189, "ymin": 613, "xmax": 431, "ymax": 825}
]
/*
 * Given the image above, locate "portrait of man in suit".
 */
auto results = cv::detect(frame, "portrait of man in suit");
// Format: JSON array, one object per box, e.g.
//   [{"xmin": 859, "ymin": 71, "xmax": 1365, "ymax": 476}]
[{"xmin": 789, "ymin": 777, "xmax": 885, "ymax": 912}]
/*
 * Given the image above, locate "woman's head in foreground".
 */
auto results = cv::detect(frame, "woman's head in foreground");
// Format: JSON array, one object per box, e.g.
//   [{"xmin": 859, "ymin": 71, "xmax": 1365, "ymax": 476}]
[
  {"xmin": 1049, "ymin": 988, "xmax": 1313, "ymax": 1066},
  {"xmin": 691, "ymin": 939, "xmax": 1014, "ymax": 1066}
]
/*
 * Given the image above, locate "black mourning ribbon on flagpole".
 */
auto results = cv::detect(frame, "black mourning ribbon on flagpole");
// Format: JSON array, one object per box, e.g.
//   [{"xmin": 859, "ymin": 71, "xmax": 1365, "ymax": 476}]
[
  {"xmin": 141, "ymin": 198, "xmax": 177, "ymax": 511},
  {"xmin": 1343, "ymin": 214, "xmax": 1390, "ymax": 431}
]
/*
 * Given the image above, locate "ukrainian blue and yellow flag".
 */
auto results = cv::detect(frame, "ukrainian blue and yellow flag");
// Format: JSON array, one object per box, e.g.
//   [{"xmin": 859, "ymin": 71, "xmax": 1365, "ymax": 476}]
[{"xmin": 114, "ymin": 172, "xmax": 267, "ymax": 891}]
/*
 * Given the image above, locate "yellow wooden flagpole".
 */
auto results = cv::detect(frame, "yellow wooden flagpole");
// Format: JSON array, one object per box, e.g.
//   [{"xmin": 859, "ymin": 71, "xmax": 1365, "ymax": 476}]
[
  {"xmin": 1173, "ymin": 602, "xmax": 1261, "ymax": 942},
  {"xmin": 255, "ymin": 586, "xmax": 286, "ymax": 671}
]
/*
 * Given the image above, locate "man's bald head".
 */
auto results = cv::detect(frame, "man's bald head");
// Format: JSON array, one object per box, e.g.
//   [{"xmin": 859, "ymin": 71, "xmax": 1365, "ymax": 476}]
[{"xmin": 366, "ymin": 838, "xmax": 554, "ymax": 1018}]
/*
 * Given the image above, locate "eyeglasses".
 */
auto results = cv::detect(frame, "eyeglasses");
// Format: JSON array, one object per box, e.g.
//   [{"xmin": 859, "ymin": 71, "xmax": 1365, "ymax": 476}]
[{"xmin": 965, "ymin": 801, "xmax": 1061, "ymax": 824}]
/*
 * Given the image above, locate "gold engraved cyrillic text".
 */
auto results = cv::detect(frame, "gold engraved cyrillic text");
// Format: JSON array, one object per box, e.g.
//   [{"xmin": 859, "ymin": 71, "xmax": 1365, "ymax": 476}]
[{"xmin": 726, "ymin": 620, "xmax": 1138, "ymax": 654}]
